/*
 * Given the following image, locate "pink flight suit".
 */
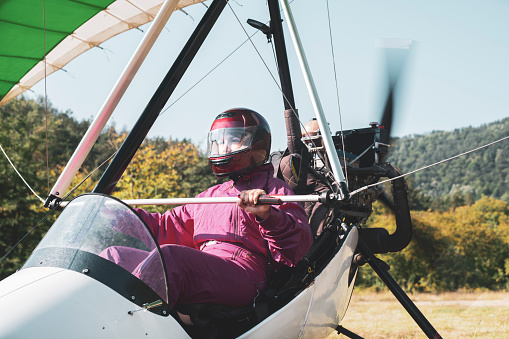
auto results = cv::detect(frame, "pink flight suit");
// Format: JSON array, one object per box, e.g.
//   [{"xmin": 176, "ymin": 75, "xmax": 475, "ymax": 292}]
[{"xmin": 131, "ymin": 164, "xmax": 312, "ymax": 309}]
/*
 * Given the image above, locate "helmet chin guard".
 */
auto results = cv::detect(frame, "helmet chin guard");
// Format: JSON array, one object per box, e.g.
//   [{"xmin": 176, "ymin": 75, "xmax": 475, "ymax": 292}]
[{"xmin": 207, "ymin": 108, "xmax": 271, "ymax": 178}]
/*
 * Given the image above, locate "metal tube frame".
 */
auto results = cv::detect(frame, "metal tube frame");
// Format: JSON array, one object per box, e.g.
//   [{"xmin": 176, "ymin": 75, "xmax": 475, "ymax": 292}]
[
  {"xmin": 267, "ymin": 0, "xmax": 309, "ymax": 194},
  {"xmin": 267, "ymin": 0, "xmax": 295, "ymax": 111},
  {"xmin": 279, "ymin": 0, "xmax": 349, "ymax": 199},
  {"xmin": 357, "ymin": 238, "xmax": 442, "ymax": 339},
  {"xmin": 59, "ymin": 194, "xmax": 322, "ymax": 208},
  {"xmin": 277, "ymin": 2, "xmax": 440, "ymax": 337},
  {"xmin": 44, "ymin": 0, "xmax": 181, "ymax": 208}
]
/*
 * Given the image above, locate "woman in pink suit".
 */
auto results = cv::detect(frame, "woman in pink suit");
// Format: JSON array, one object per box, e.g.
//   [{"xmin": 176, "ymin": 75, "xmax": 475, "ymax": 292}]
[{"xmin": 105, "ymin": 108, "xmax": 312, "ymax": 309}]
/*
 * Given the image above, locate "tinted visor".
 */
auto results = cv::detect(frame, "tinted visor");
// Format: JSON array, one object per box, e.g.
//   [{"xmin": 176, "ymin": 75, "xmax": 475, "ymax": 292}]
[{"xmin": 207, "ymin": 126, "xmax": 257, "ymax": 157}]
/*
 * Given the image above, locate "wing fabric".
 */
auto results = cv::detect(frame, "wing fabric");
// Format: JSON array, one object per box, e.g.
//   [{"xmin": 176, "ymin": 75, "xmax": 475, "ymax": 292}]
[{"xmin": 0, "ymin": 0, "xmax": 206, "ymax": 107}]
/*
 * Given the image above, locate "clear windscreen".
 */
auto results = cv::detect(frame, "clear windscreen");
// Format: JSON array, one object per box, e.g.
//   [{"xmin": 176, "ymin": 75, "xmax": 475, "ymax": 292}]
[{"xmin": 25, "ymin": 194, "xmax": 168, "ymax": 303}]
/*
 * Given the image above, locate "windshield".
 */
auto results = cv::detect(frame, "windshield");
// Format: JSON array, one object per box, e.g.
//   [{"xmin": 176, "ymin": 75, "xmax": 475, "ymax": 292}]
[{"xmin": 23, "ymin": 194, "xmax": 169, "ymax": 312}]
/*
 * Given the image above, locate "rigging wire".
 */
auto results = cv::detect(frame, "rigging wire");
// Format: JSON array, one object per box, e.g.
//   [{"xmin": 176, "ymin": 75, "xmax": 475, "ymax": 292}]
[
  {"xmin": 325, "ymin": 0, "xmax": 349, "ymax": 186},
  {"xmin": 0, "ymin": 150, "xmax": 118, "ymax": 264},
  {"xmin": 0, "ymin": 144, "xmax": 44, "ymax": 203},
  {"xmin": 162, "ymin": 0, "xmax": 294, "ymax": 113},
  {"xmin": 158, "ymin": 2, "xmax": 299, "ymax": 116},
  {"xmin": 60, "ymin": 150, "xmax": 118, "ymax": 202},
  {"xmin": 43, "ymin": 0, "xmax": 50, "ymax": 195},
  {"xmin": 226, "ymin": 1, "xmax": 341, "ymax": 190},
  {"xmin": 156, "ymin": 1, "xmax": 334, "ymax": 185},
  {"xmin": 0, "ymin": 204, "xmax": 58, "ymax": 264},
  {"xmin": 349, "ymin": 135, "xmax": 509, "ymax": 198},
  {"xmin": 158, "ymin": 1, "xmax": 335, "ymax": 186},
  {"xmin": 158, "ymin": 29, "xmax": 259, "ymax": 116},
  {"xmin": 227, "ymin": 3, "xmax": 285, "ymax": 102},
  {"xmin": 0, "ymin": 1, "xmax": 50, "ymax": 204},
  {"xmin": 269, "ymin": 35, "xmax": 280, "ymax": 85}
]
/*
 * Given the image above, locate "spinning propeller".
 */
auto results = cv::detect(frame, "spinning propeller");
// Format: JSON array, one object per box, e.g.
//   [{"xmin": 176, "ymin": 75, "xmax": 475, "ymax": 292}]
[
  {"xmin": 349, "ymin": 39, "xmax": 415, "ymax": 254},
  {"xmin": 374, "ymin": 39, "xmax": 413, "ymax": 212},
  {"xmin": 378, "ymin": 39, "xmax": 413, "ymax": 139}
]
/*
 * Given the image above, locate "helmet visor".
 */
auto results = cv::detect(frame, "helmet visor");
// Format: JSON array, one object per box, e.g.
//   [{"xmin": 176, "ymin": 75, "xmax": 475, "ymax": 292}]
[{"xmin": 207, "ymin": 126, "xmax": 257, "ymax": 157}]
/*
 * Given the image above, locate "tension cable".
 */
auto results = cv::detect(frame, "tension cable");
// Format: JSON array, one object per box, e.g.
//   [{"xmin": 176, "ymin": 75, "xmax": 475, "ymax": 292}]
[
  {"xmin": 0, "ymin": 126, "xmax": 117, "ymax": 206},
  {"xmin": 0, "ymin": 204, "xmax": 57, "ymax": 264},
  {"xmin": 0, "ymin": 150, "xmax": 118, "ymax": 263},
  {"xmin": 43, "ymin": 0, "xmax": 50, "ymax": 194},
  {"xmin": 158, "ymin": 29, "xmax": 258, "ymax": 117},
  {"xmin": 157, "ymin": 1, "xmax": 328, "ymax": 171},
  {"xmin": 0, "ymin": 144, "xmax": 44, "ymax": 203},
  {"xmin": 325, "ymin": 0, "xmax": 349, "ymax": 185}
]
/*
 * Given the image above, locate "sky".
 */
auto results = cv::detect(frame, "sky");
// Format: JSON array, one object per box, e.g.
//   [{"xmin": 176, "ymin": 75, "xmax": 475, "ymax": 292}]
[{"xmin": 26, "ymin": 0, "xmax": 509, "ymax": 153}]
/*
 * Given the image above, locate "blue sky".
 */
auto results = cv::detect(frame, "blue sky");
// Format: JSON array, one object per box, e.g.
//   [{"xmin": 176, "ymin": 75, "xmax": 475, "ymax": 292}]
[{"xmin": 27, "ymin": 0, "xmax": 509, "ymax": 152}]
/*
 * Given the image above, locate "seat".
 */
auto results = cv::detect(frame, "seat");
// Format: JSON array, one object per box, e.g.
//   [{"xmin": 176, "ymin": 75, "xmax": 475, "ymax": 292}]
[{"xmin": 173, "ymin": 225, "xmax": 342, "ymax": 339}]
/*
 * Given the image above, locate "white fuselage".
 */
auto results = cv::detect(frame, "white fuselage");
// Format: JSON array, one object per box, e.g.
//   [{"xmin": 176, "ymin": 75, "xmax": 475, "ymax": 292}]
[{"xmin": 0, "ymin": 228, "xmax": 357, "ymax": 339}]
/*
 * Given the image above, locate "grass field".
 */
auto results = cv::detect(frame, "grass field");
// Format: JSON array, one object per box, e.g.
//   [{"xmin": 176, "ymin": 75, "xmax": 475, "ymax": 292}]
[{"xmin": 333, "ymin": 290, "xmax": 509, "ymax": 338}]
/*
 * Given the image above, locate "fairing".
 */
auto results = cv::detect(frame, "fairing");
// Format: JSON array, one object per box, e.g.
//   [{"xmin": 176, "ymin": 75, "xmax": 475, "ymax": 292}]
[
  {"xmin": 238, "ymin": 227, "xmax": 358, "ymax": 339},
  {"xmin": 23, "ymin": 194, "xmax": 170, "ymax": 309},
  {"xmin": 0, "ymin": 193, "xmax": 358, "ymax": 338},
  {"xmin": 0, "ymin": 267, "xmax": 190, "ymax": 339}
]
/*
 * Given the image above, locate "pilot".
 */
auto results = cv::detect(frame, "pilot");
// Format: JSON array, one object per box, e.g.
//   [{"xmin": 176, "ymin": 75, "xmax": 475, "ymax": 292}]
[{"xmin": 127, "ymin": 108, "xmax": 312, "ymax": 310}]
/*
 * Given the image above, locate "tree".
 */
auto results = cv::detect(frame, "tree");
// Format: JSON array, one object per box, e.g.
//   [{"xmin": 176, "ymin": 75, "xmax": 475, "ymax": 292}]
[
  {"xmin": 112, "ymin": 136, "xmax": 218, "ymax": 211},
  {"xmin": 0, "ymin": 97, "xmax": 62, "ymax": 279},
  {"xmin": 355, "ymin": 197, "xmax": 509, "ymax": 292},
  {"xmin": 0, "ymin": 97, "xmax": 216, "ymax": 279},
  {"xmin": 387, "ymin": 117, "xmax": 509, "ymax": 205}
]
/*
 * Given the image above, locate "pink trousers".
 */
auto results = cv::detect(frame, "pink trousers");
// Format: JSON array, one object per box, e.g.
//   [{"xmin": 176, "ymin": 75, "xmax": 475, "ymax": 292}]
[{"xmin": 101, "ymin": 242, "xmax": 268, "ymax": 309}]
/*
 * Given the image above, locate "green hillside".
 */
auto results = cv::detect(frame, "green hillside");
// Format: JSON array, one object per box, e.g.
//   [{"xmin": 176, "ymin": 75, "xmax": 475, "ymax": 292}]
[{"xmin": 387, "ymin": 118, "xmax": 509, "ymax": 205}]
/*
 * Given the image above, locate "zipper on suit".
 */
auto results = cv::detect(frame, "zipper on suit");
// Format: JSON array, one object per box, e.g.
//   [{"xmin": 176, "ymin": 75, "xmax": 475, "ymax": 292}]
[
  {"xmin": 229, "ymin": 181, "xmax": 240, "ymax": 241},
  {"xmin": 234, "ymin": 204, "xmax": 239, "ymax": 241}
]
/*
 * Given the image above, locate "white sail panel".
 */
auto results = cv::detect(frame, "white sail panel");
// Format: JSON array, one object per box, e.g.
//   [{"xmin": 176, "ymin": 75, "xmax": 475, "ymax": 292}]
[{"xmin": 0, "ymin": 0, "xmax": 206, "ymax": 107}]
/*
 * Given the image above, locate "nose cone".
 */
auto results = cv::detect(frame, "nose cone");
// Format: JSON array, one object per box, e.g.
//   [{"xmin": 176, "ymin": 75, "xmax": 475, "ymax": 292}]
[{"xmin": 0, "ymin": 267, "xmax": 189, "ymax": 338}]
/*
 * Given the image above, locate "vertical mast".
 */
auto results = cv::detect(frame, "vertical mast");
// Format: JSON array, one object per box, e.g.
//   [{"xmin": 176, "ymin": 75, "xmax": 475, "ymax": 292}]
[
  {"xmin": 267, "ymin": 0, "xmax": 295, "ymax": 111},
  {"xmin": 44, "ymin": 0, "xmax": 181, "ymax": 208},
  {"xmin": 279, "ymin": 0, "xmax": 349, "ymax": 199},
  {"xmin": 268, "ymin": 0, "xmax": 301, "ymax": 154},
  {"xmin": 267, "ymin": 0, "xmax": 309, "ymax": 194}
]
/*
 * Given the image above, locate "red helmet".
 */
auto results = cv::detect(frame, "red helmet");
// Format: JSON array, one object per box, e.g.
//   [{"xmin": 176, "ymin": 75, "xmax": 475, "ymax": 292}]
[{"xmin": 207, "ymin": 108, "xmax": 271, "ymax": 178}]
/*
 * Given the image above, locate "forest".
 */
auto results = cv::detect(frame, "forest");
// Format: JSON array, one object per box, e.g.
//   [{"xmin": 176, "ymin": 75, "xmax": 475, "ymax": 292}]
[
  {"xmin": 387, "ymin": 117, "xmax": 509, "ymax": 209},
  {"xmin": 0, "ymin": 97, "xmax": 508, "ymax": 291}
]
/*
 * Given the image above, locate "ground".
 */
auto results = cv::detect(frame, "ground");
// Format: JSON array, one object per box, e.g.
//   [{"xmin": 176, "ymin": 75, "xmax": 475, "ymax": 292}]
[{"xmin": 333, "ymin": 290, "xmax": 509, "ymax": 339}]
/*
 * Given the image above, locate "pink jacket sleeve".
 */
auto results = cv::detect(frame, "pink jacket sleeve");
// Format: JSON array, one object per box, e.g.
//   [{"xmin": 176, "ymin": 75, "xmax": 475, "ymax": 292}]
[
  {"xmin": 258, "ymin": 201, "xmax": 313, "ymax": 268},
  {"xmin": 134, "ymin": 206, "xmax": 196, "ymax": 248}
]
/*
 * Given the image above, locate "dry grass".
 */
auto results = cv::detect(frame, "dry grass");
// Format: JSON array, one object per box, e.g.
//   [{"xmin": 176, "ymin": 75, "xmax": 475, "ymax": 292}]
[{"xmin": 332, "ymin": 290, "xmax": 509, "ymax": 338}]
